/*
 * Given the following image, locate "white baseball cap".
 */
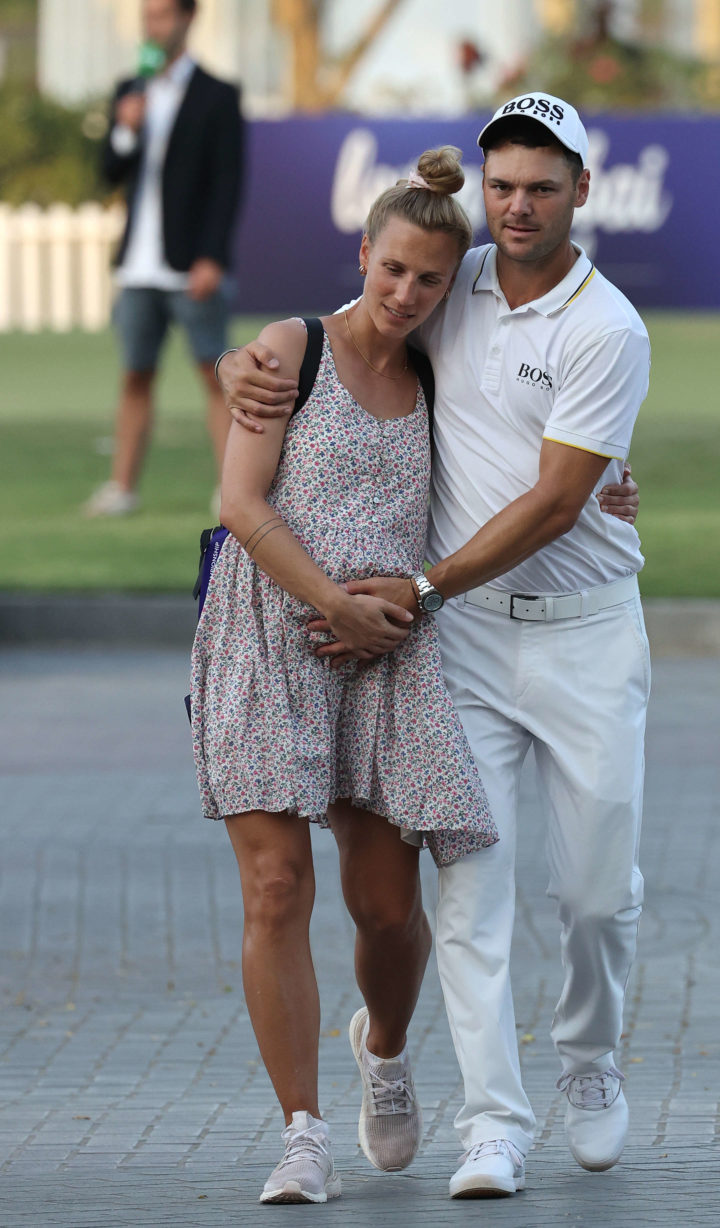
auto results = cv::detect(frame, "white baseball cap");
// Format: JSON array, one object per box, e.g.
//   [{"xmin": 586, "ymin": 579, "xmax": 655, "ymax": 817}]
[{"xmin": 477, "ymin": 91, "xmax": 589, "ymax": 166}]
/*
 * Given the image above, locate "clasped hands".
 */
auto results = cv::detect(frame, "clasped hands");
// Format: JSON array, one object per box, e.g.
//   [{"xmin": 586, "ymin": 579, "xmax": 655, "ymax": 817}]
[{"xmin": 317, "ymin": 578, "xmax": 419, "ymax": 668}]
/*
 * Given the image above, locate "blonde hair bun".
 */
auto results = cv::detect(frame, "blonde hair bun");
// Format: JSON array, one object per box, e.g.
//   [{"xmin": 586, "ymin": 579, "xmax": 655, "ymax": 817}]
[
  {"xmin": 415, "ymin": 146, "xmax": 466, "ymax": 196},
  {"xmin": 364, "ymin": 144, "xmax": 473, "ymax": 261}
]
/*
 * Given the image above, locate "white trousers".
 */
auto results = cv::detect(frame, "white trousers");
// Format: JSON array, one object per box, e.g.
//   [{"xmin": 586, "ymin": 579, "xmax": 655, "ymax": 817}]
[{"xmin": 435, "ymin": 586, "xmax": 650, "ymax": 1156}]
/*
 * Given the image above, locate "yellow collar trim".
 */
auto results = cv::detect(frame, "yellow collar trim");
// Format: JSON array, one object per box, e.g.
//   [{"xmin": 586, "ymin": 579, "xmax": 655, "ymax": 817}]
[{"xmin": 560, "ymin": 266, "xmax": 596, "ymax": 310}]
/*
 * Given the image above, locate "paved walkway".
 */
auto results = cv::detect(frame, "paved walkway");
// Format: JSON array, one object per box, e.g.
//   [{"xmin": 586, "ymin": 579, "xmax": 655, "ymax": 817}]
[{"xmin": 1, "ymin": 647, "xmax": 718, "ymax": 1226}]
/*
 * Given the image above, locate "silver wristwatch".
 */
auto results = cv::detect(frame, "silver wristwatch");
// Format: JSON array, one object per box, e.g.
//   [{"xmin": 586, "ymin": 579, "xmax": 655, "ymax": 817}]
[{"xmin": 412, "ymin": 573, "xmax": 445, "ymax": 613}]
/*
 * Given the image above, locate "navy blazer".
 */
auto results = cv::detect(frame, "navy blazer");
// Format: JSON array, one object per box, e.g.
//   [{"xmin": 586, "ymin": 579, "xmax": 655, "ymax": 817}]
[{"xmin": 102, "ymin": 65, "xmax": 244, "ymax": 272}]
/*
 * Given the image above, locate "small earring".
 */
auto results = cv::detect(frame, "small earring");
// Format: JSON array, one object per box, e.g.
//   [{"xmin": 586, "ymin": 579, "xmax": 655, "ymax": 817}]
[
  {"xmin": 359, "ymin": 264, "xmax": 366, "ymax": 275},
  {"xmin": 442, "ymin": 289, "xmax": 450, "ymax": 301}
]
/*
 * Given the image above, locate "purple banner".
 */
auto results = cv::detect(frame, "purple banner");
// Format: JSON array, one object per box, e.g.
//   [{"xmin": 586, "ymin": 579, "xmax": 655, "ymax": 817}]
[{"xmin": 233, "ymin": 114, "xmax": 720, "ymax": 313}]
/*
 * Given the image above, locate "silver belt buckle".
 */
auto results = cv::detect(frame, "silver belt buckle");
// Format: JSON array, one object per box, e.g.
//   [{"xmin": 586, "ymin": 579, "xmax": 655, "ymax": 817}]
[{"xmin": 510, "ymin": 594, "xmax": 546, "ymax": 621}]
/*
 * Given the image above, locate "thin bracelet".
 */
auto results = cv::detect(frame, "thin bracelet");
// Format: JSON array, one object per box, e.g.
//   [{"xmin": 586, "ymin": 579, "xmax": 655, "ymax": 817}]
[
  {"xmin": 214, "ymin": 348, "xmax": 240, "ymax": 383},
  {"xmin": 244, "ymin": 516, "xmax": 283, "ymax": 553},
  {"xmin": 246, "ymin": 522, "xmax": 284, "ymax": 557}
]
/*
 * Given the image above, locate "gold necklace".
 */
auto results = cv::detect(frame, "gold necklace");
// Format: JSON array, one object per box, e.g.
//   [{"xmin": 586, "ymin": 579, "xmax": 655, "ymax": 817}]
[{"xmin": 344, "ymin": 311, "xmax": 408, "ymax": 380}]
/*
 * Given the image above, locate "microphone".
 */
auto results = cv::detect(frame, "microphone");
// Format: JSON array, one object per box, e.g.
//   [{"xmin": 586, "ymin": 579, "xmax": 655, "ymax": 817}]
[{"xmin": 129, "ymin": 40, "xmax": 167, "ymax": 92}]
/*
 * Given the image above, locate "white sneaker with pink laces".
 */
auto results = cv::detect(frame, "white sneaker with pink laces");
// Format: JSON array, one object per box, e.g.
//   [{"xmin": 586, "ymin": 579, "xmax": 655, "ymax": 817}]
[
  {"xmin": 349, "ymin": 1006, "xmax": 422, "ymax": 1172},
  {"xmin": 259, "ymin": 1111, "xmax": 341, "ymax": 1204}
]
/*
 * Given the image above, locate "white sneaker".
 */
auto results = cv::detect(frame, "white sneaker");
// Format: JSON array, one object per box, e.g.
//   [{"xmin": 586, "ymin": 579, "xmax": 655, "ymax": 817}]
[
  {"xmin": 558, "ymin": 1067, "xmax": 628, "ymax": 1171},
  {"xmin": 349, "ymin": 1006, "xmax": 422, "ymax": 1172},
  {"xmin": 259, "ymin": 1111, "xmax": 341, "ymax": 1204},
  {"xmin": 83, "ymin": 481, "xmax": 140, "ymax": 517},
  {"xmin": 449, "ymin": 1139, "xmax": 526, "ymax": 1198}
]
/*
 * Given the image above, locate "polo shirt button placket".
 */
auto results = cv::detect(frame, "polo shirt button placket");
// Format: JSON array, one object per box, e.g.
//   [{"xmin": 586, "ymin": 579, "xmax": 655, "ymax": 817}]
[{"xmin": 485, "ymin": 331, "xmax": 503, "ymax": 393}]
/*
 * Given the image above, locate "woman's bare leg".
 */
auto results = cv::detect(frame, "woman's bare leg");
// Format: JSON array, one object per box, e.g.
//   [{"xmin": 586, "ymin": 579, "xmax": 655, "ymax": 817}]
[
  {"xmin": 328, "ymin": 802, "xmax": 432, "ymax": 1058},
  {"xmin": 225, "ymin": 809, "xmax": 320, "ymax": 1123}
]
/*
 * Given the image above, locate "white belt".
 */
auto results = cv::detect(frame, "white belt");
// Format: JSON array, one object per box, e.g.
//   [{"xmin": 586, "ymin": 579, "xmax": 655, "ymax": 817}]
[{"xmin": 463, "ymin": 574, "xmax": 639, "ymax": 622}]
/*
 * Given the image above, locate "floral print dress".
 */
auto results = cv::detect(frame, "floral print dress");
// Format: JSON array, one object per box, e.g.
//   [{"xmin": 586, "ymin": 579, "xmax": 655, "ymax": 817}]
[{"xmin": 190, "ymin": 329, "xmax": 497, "ymax": 867}]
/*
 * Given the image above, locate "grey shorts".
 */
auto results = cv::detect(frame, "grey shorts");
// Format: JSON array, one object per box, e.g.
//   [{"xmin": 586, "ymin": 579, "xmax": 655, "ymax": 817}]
[{"xmin": 112, "ymin": 283, "xmax": 232, "ymax": 373}]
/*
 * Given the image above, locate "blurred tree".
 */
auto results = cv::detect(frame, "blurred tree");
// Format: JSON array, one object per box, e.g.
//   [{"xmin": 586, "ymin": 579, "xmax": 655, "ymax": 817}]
[
  {"xmin": 0, "ymin": 85, "xmax": 108, "ymax": 205},
  {"xmin": 271, "ymin": 0, "xmax": 407, "ymax": 109},
  {"xmin": 0, "ymin": 0, "xmax": 37, "ymax": 86},
  {"xmin": 501, "ymin": 0, "xmax": 719, "ymax": 108},
  {"xmin": 0, "ymin": 0, "xmax": 113, "ymax": 205}
]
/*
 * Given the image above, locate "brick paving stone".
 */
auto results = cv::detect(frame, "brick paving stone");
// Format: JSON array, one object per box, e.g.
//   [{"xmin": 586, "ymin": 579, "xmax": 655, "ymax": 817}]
[{"xmin": 0, "ymin": 646, "xmax": 719, "ymax": 1226}]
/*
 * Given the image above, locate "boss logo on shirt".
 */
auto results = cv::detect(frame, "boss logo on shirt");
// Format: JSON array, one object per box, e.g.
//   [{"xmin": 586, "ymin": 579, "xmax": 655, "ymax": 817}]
[
  {"xmin": 501, "ymin": 96, "xmax": 564, "ymax": 126},
  {"xmin": 517, "ymin": 362, "xmax": 553, "ymax": 390}
]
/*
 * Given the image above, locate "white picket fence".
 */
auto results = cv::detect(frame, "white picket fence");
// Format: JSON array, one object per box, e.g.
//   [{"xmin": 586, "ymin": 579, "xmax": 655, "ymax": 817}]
[{"xmin": 0, "ymin": 202, "xmax": 126, "ymax": 332}]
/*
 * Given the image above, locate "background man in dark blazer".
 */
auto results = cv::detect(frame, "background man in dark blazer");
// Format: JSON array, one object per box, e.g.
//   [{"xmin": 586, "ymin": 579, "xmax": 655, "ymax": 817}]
[{"xmin": 85, "ymin": 0, "xmax": 244, "ymax": 517}]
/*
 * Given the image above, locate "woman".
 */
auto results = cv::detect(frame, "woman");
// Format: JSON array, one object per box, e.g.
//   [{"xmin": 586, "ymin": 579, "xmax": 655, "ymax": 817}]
[{"xmin": 190, "ymin": 147, "xmax": 497, "ymax": 1204}]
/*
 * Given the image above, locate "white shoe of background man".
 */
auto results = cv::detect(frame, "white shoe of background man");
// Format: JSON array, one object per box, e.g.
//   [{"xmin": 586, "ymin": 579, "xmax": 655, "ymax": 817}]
[
  {"xmin": 558, "ymin": 1067, "xmax": 628, "ymax": 1171},
  {"xmin": 449, "ymin": 1138, "xmax": 526, "ymax": 1198},
  {"xmin": 83, "ymin": 480, "xmax": 139, "ymax": 518}
]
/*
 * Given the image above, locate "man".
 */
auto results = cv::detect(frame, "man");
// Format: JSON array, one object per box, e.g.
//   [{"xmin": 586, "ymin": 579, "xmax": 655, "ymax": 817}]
[
  {"xmin": 84, "ymin": 0, "xmax": 243, "ymax": 517},
  {"xmin": 216, "ymin": 93, "xmax": 650, "ymax": 1198}
]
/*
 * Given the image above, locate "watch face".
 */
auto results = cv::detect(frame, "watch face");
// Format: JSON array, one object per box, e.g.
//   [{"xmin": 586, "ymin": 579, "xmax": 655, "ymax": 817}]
[{"xmin": 423, "ymin": 591, "xmax": 444, "ymax": 612}]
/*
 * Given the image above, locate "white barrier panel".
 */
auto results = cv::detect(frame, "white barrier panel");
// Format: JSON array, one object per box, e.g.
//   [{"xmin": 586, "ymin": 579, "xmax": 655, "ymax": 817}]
[{"xmin": 0, "ymin": 203, "xmax": 125, "ymax": 332}]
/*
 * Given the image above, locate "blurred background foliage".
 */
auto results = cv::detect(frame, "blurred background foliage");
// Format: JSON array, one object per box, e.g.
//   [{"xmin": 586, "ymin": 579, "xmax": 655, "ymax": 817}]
[
  {"xmin": 0, "ymin": 85, "xmax": 108, "ymax": 205},
  {"xmin": 498, "ymin": 17, "xmax": 720, "ymax": 111},
  {"xmin": 0, "ymin": 0, "xmax": 108, "ymax": 204},
  {"xmin": 1, "ymin": 0, "xmax": 36, "ymax": 84}
]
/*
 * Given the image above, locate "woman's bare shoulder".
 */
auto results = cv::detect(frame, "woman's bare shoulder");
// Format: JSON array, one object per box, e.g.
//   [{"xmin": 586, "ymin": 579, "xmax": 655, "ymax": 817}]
[{"xmin": 256, "ymin": 317, "xmax": 309, "ymax": 377}]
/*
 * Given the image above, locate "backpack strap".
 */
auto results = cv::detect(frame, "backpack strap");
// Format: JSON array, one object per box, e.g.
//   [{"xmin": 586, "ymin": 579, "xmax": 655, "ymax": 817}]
[
  {"xmin": 192, "ymin": 526, "xmax": 216, "ymax": 600},
  {"xmin": 193, "ymin": 524, "xmax": 229, "ymax": 608},
  {"xmin": 407, "ymin": 345, "xmax": 435, "ymax": 431},
  {"xmin": 293, "ymin": 317, "xmax": 324, "ymax": 415}
]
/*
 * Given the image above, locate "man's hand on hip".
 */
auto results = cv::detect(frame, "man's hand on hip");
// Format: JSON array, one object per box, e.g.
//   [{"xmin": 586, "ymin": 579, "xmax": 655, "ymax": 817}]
[{"xmin": 597, "ymin": 463, "xmax": 639, "ymax": 524}]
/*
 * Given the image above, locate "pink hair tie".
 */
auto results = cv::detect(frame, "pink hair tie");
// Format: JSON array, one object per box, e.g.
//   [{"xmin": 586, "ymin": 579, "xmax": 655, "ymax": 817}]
[{"xmin": 407, "ymin": 168, "xmax": 431, "ymax": 190}]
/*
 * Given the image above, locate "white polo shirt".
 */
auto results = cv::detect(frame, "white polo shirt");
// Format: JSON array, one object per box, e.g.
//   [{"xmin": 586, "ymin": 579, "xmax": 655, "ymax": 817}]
[{"xmin": 417, "ymin": 243, "xmax": 650, "ymax": 594}]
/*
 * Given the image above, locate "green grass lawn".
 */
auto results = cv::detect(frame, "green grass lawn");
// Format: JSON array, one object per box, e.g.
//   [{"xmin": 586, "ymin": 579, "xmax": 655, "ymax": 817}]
[
  {"xmin": 0, "ymin": 313, "xmax": 718, "ymax": 596},
  {"xmin": 0, "ymin": 319, "xmax": 274, "ymax": 592}
]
